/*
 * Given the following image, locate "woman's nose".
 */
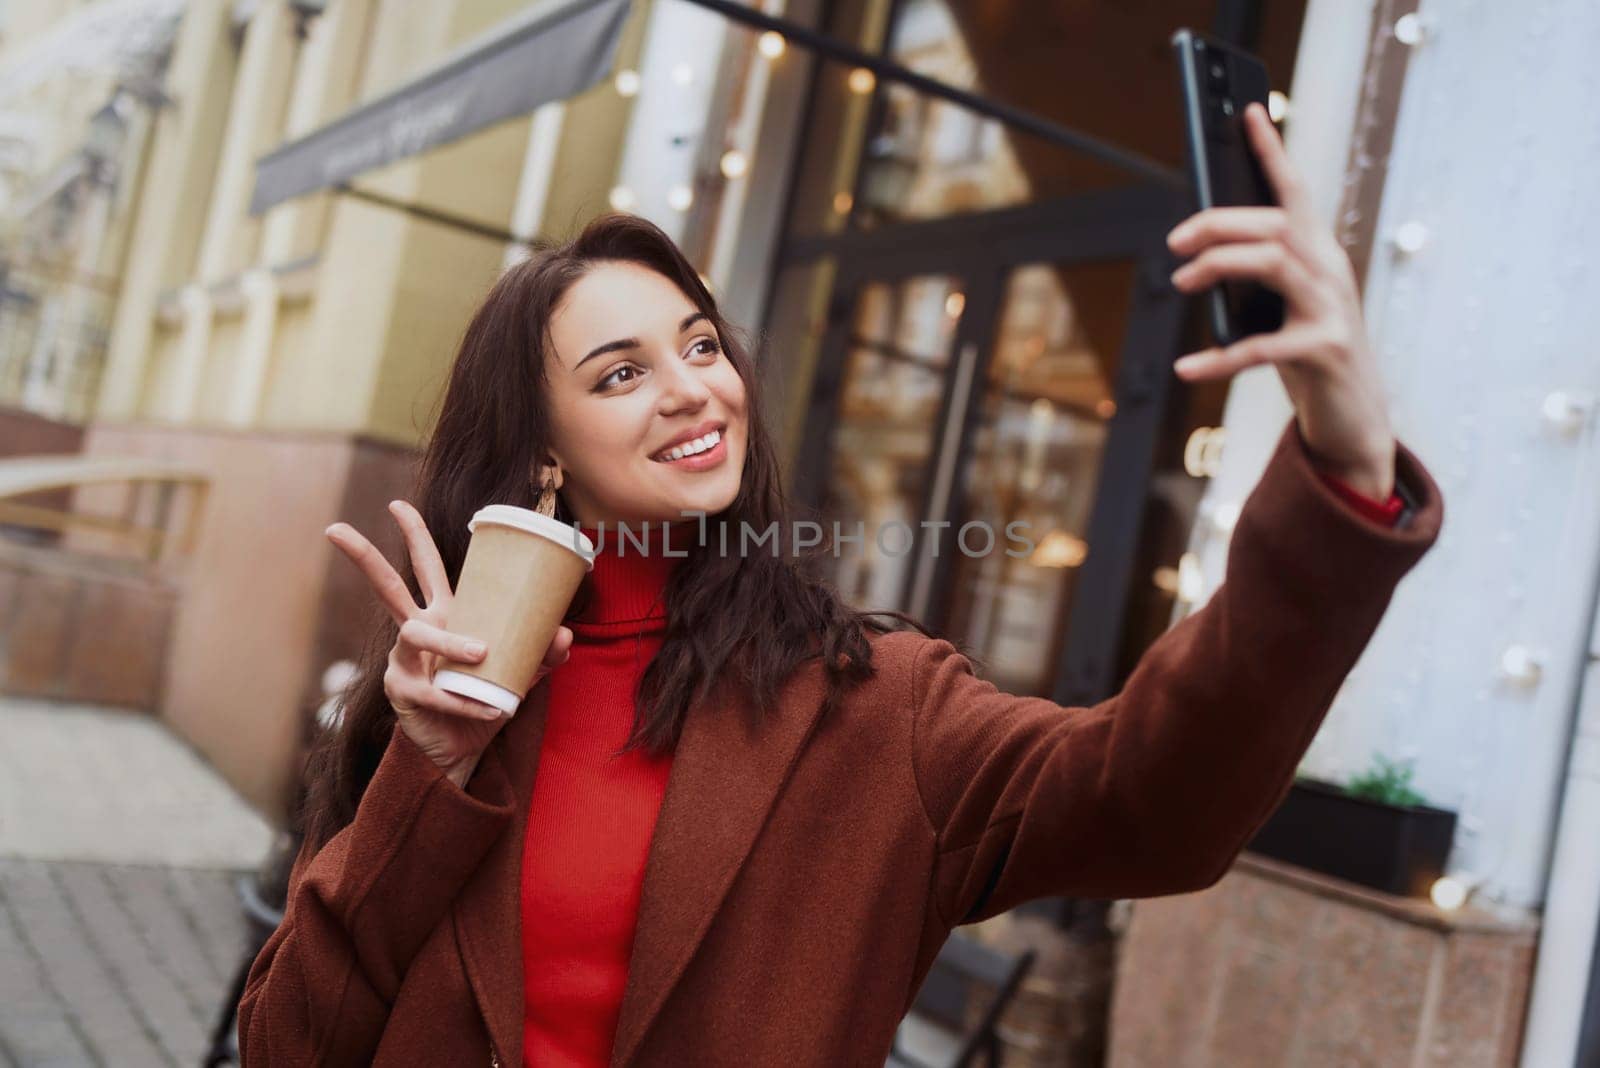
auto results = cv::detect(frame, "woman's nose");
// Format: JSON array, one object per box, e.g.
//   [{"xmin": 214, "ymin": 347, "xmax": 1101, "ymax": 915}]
[{"xmin": 656, "ymin": 354, "xmax": 713, "ymax": 413}]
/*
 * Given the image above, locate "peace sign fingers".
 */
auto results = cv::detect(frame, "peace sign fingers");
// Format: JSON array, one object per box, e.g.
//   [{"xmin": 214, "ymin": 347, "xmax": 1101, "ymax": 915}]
[
  {"xmin": 325, "ymin": 520, "xmax": 421, "ymax": 627},
  {"xmin": 387, "ymin": 499, "xmax": 452, "ymax": 607}
]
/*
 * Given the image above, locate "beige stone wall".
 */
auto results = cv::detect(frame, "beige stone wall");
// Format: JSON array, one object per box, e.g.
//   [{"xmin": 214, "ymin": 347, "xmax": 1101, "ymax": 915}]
[
  {"xmin": 0, "ymin": 541, "xmax": 176, "ymax": 710},
  {"xmin": 538, "ymin": 0, "xmax": 654, "ymax": 238},
  {"xmin": 71, "ymin": 421, "xmax": 355, "ymax": 816},
  {"xmin": 1110, "ymin": 855, "xmax": 1538, "ymax": 1068},
  {"xmin": 72, "ymin": 0, "xmax": 601, "ymax": 815}
]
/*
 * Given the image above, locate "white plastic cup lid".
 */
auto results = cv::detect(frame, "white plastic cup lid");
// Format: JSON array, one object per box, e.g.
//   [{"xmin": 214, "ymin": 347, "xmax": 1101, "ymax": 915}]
[
  {"xmin": 466, "ymin": 505, "xmax": 596, "ymax": 569},
  {"xmin": 435, "ymin": 670, "xmax": 522, "ymax": 714}
]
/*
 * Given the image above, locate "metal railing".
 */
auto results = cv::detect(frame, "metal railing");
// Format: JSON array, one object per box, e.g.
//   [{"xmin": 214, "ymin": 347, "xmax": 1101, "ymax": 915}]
[{"xmin": 0, "ymin": 454, "xmax": 210, "ymax": 563}]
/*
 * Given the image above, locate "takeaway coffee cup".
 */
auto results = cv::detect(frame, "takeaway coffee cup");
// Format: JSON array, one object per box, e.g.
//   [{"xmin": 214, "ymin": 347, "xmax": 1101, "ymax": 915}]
[{"xmin": 433, "ymin": 505, "xmax": 595, "ymax": 714}]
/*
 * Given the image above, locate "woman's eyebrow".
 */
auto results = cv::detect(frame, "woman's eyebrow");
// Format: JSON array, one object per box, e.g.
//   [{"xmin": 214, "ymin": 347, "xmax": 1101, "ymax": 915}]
[{"xmin": 574, "ymin": 312, "xmax": 709, "ymax": 371}]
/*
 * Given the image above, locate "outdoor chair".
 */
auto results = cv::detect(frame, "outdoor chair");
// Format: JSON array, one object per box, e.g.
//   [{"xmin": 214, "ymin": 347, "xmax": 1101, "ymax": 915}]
[
  {"xmin": 886, "ymin": 929, "xmax": 1036, "ymax": 1068},
  {"xmin": 201, "ymin": 823, "xmax": 300, "ymax": 1066}
]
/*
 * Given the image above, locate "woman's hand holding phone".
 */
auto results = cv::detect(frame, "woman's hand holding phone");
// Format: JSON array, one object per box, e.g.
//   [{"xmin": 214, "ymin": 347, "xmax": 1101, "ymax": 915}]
[
  {"xmin": 1167, "ymin": 101, "xmax": 1398, "ymax": 500},
  {"xmin": 325, "ymin": 500, "xmax": 574, "ymax": 787}
]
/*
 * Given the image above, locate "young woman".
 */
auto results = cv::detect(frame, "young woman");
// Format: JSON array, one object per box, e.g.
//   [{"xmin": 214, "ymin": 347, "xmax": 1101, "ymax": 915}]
[{"xmin": 238, "ymin": 105, "xmax": 1442, "ymax": 1067}]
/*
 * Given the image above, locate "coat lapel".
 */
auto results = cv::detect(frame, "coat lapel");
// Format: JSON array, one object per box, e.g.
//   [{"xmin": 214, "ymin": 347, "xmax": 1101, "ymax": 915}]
[
  {"xmin": 452, "ymin": 679, "xmax": 550, "ymax": 1068},
  {"xmin": 607, "ymin": 667, "xmax": 829, "ymax": 1068},
  {"xmin": 452, "ymin": 663, "xmax": 830, "ymax": 1068}
]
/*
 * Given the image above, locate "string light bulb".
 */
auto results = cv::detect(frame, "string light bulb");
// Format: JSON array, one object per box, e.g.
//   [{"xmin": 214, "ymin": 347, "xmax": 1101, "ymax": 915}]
[
  {"xmin": 720, "ymin": 149, "xmax": 749, "ymax": 179},
  {"xmin": 1184, "ymin": 426, "xmax": 1226, "ymax": 478},
  {"xmin": 1392, "ymin": 220, "xmax": 1429, "ymax": 256},
  {"xmin": 1541, "ymin": 390, "xmax": 1596, "ymax": 437},
  {"xmin": 1029, "ymin": 529, "xmax": 1088, "ymax": 569},
  {"xmin": 1152, "ymin": 565, "xmax": 1179, "ymax": 595},
  {"xmin": 1498, "ymin": 644, "xmax": 1545, "ymax": 690},
  {"xmin": 667, "ymin": 183, "xmax": 694, "ymax": 211},
  {"xmin": 1177, "ymin": 551, "xmax": 1205, "ymax": 603},
  {"xmin": 608, "ymin": 185, "xmax": 636, "ymax": 211},
  {"xmin": 1201, "ymin": 499, "xmax": 1241, "ymax": 535},
  {"xmin": 614, "ymin": 69, "xmax": 640, "ymax": 97},
  {"xmin": 1430, "ymin": 875, "xmax": 1468, "ymax": 911},
  {"xmin": 758, "ymin": 31, "xmax": 786, "ymax": 59},
  {"xmin": 848, "ymin": 67, "xmax": 876, "ymax": 94},
  {"xmin": 1394, "ymin": 12, "xmax": 1431, "ymax": 47}
]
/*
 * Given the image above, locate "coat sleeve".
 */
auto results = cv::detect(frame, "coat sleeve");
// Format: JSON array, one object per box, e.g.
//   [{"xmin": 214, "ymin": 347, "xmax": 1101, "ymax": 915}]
[
  {"xmin": 911, "ymin": 416, "xmax": 1444, "ymax": 926},
  {"xmin": 237, "ymin": 723, "xmax": 514, "ymax": 1066}
]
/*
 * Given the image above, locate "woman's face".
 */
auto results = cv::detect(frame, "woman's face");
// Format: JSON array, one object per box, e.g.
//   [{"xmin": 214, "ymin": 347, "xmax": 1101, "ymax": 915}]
[{"xmin": 543, "ymin": 260, "xmax": 749, "ymax": 527}]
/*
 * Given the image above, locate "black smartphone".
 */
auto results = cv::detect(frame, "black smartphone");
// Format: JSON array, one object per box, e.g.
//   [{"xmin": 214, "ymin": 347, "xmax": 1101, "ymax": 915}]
[{"xmin": 1171, "ymin": 27, "xmax": 1286, "ymax": 346}]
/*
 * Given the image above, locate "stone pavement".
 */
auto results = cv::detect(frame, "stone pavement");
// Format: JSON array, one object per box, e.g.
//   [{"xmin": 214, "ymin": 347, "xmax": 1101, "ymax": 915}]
[{"xmin": 0, "ymin": 699, "xmax": 279, "ymax": 1067}]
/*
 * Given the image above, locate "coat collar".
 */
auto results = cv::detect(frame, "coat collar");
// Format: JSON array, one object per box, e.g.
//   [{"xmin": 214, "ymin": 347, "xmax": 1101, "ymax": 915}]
[{"xmin": 451, "ymin": 658, "xmax": 831, "ymax": 1067}]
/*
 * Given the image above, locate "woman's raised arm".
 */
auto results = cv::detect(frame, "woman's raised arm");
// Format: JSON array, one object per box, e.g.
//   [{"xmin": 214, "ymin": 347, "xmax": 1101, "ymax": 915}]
[{"xmin": 910, "ymin": 416, "xmax": 1443, "ymax": 927}]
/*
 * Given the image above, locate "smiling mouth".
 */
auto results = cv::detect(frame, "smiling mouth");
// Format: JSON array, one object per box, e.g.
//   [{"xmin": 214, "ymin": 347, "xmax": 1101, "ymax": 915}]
[{"xmin": 651, "ymin": 426, "xmax": 724, "ymax": 463}]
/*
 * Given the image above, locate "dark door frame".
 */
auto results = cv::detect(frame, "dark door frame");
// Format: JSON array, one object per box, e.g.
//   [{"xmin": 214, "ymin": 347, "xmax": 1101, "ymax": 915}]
[
  {"xmin": 761, "ymin": 0, "xmax": 1278, "ymax": 712},
  {"xmin": 780, "ymin": 181, "xmax": 1189, "ymax": 708}
]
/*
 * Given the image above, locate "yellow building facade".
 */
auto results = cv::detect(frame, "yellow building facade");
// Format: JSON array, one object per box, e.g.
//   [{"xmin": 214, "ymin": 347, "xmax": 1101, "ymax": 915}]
[{"xmin": 68, "ymin": 0, "xmax": 812, "ymax": 816}]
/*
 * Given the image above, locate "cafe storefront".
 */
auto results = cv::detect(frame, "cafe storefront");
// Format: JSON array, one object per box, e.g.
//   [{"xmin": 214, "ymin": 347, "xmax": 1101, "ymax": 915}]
[
  {"xmin": 239, "ymin": 0, "xmax": 1310, "ymax": 1056},
  {"xmin": 250, "ymin": 0, "xmax": 1307, "ymax": 717},
  {"xmin": 759, "ymin": 0, "xmax": 1307, "ymax": 711}
]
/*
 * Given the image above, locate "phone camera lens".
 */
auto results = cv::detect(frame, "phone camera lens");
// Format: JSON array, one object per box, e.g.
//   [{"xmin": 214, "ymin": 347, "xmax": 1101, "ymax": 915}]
[
  {"xmin": 1209, "ymin": 61, "xmax": 1227, "ymax": 82},
  {"xmin": 1221, "ymin": 98, "xmax": 1235, "ymax": 116}
]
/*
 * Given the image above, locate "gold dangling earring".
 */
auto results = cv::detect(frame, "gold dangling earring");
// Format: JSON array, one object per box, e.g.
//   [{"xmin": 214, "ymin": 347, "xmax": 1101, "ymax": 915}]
[{"xmin": 533, "ymin": 476, "xmax": 557, "ymax": 518}]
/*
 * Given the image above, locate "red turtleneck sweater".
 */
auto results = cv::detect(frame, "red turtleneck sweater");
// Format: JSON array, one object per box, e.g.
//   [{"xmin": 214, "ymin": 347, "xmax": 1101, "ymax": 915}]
[
  {"xmin": 517, "ymin": 472, "xmax": 1401, "ymax": 1065},
  {"xmin": 520, "ymin": 523, "xmax": 685, "ymax": 1068}
]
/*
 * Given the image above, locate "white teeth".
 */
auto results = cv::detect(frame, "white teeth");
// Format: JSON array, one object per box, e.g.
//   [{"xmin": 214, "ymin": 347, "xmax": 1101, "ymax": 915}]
[{"xmin": 655, "ymin": 428, "xmax": 721, "ymax": 462}]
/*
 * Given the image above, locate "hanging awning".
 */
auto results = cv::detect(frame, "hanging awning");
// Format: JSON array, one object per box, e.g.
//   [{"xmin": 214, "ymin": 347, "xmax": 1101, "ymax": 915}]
[
  {"xmin": 248, "ymin": 0, "xmax": 631, "ymax": 215},
  {"xmin": 250, "ymin": 0, "xmax": 1180, "ymax": 224}
]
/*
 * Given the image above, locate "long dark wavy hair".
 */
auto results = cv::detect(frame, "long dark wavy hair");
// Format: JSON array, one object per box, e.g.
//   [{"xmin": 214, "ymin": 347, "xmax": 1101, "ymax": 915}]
[{"xmin": 299, "ymin": 212, "xmax": 931, "ymax": 851}]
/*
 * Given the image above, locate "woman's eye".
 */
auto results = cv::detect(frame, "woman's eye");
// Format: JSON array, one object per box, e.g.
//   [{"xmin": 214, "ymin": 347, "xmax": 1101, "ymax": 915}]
[
  {"xmin": 595, "ymin": 341, "xmax": 717, "ymax": 392},
  {"xmin": 597, "ymin": 364, "xmax": 641, "ymax": 391}
]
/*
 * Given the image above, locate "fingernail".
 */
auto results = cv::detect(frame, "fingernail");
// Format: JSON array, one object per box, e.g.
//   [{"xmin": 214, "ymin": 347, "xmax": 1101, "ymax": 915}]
[
  {"xmin": 1174, "ymin": 355, "xmax": 1201, "ymax": 373},
  {"xmin": 464, "ymin": 641, "xmax": 486, "ymax": 657}
]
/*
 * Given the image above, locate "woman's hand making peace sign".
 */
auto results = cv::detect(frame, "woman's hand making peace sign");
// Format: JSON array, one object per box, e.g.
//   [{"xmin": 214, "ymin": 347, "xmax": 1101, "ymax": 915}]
[
  {"xmin": 325, "ymin": 500, "xmax": 574, "ymax": 788},
  {"xmin": 1167, "ymin": 101, "xmax": 1398, "ymax": 502}
]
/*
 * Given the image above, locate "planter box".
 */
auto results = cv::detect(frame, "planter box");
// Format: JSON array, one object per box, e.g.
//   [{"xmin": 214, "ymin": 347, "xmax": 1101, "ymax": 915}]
[{"xmin": 1245, "ymin": 777, "xmax": 1457, "ymax": 899}]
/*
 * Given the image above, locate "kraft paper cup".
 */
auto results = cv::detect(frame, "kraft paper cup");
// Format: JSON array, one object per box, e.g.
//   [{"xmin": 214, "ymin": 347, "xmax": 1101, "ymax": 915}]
[{"xmin": 433, "ymin": 506, "xmax": 594, "ymax": 714}]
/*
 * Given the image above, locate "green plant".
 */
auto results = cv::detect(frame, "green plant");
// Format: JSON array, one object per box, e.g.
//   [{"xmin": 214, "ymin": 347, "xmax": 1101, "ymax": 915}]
[{"xmin": 1345, "ymin": 753, "xmax": 1428, "ymax": 807}]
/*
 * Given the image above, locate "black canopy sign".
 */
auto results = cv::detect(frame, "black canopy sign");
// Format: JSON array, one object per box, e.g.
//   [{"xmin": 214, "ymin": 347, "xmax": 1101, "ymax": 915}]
[{"xmin": 249, "ymin": 0, "xmax": 630, "ymax": 214}]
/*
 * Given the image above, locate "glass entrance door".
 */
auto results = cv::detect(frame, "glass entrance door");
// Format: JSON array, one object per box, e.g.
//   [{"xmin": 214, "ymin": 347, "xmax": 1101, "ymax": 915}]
[
  {"xmin": 816, "ymin": 272, "xmax": 968, "ymax": 612},
  {"xmin": 783, "ymin": 190, "xmax": 1188, "ymax": 705},
  {"xmin": 927, "ymin": 259, "xmax": 1135, "ymax": 697}
]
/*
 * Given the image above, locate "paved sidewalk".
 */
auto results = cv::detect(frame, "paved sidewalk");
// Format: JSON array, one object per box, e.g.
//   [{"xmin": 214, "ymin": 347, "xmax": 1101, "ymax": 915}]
[{"xmin": 0, "ymin": 699, "xmax": 280, "ymax": 1067}]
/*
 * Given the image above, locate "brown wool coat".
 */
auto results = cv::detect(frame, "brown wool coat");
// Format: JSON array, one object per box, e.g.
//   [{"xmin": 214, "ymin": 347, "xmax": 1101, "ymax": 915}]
[{"xmin": 239, "ymin": 416, "xmax": 1443, "ymax": 1067}]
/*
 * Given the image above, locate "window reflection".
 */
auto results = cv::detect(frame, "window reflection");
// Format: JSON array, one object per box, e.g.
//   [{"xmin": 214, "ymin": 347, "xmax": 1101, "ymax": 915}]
[
  {"xmin": 941, "ymin": 260, "xmax": 1135, "ymax": 697},
  {"xmin": 856, "ymin": 1, "xmax": 1032, "ymax": 225},
  {"xmin": 820, "ymin": 275, "xmax": 963, "ymax": 610}
]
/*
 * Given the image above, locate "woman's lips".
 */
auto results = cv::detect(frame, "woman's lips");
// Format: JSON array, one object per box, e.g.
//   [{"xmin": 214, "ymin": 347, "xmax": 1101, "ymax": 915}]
[{"xmin": 652, "ymin": 433, "xmax": 728, "ymax": 471}]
